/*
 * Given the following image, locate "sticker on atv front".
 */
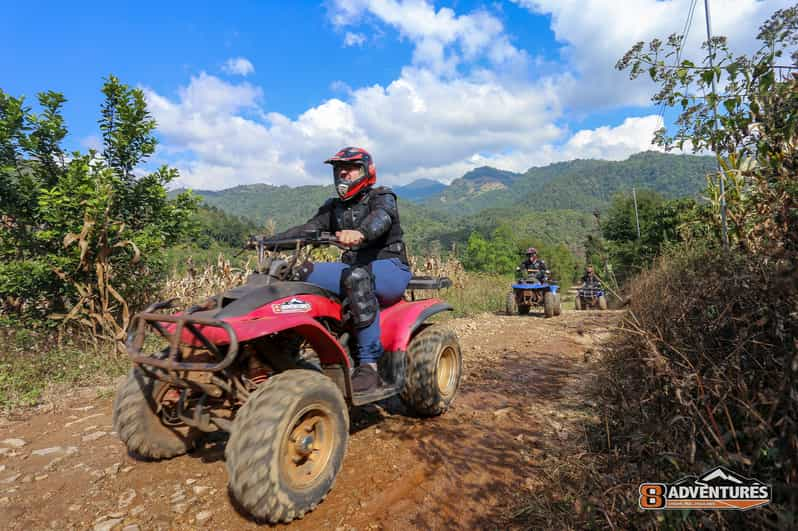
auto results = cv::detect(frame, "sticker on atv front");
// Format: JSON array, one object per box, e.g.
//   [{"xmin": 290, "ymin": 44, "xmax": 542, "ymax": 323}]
[{"xmin": 272, "ymin": 298, "xmax": 312, "ymax": 314}]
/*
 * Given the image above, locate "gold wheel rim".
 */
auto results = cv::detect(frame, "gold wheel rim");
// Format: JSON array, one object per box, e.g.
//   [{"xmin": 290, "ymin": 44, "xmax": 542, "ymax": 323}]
[
  {"xmin": 281, "ymin": 406, "xmax": 334, "ymax": 490},
  {"xmin": 436, "ymin": 346, "xmax": 458, "ymax": 399}
]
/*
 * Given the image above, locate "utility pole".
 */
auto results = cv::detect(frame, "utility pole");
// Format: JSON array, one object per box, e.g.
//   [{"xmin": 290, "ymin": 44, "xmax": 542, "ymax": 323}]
[
  {"xmin": 704, "ymin": 0, "xmax": 729, "ymax": 250},
  {"xmin": 632, "ymin": 187, "xmax": 641, "ymax": 240}
]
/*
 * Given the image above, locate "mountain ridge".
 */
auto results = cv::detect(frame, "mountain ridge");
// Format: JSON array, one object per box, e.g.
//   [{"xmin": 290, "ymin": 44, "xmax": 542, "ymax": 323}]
[
  {"xmin": 421, "ymin": 151, "xmax": 715, "ymax": 216},
  {"xmin": 174, "ymin": 151, "xmax": 714, "ymax": 254}
]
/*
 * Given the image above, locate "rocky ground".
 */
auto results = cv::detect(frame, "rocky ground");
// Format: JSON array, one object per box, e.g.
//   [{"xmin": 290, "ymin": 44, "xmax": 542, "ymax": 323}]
[{"xmin": 0, "ymin": 309, "xmax": 620, "ymax": 530}]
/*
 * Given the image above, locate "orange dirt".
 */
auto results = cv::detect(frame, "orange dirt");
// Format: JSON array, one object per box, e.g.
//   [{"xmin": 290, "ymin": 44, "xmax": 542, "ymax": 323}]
[{"xmin": 0, "ymin": 310, "xmax": 620, "ymax": 530}]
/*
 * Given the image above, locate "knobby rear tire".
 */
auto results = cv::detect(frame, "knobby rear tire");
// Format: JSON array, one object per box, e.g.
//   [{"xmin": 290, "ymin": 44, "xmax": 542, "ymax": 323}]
[
  {"xmin": 543, "ymin": 291, "xmax": 556, "ymax": 318},
  {"xmin": 400, "ymin": 326, "xmax": 462, "ymax": 417}
]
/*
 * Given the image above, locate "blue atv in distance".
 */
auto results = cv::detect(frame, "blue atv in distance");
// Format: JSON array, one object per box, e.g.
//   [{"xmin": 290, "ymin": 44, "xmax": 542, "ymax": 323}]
[
  {"xmin": 506, "ymin": 268, "xmax": 562, "ymax": 317},
  {"xmin": 575, "ymin": 284, "xmax": 608, "ymax": 311}
]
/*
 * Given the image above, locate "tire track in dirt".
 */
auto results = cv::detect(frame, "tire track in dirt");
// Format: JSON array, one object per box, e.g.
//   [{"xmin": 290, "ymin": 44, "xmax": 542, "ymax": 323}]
[{"xmin": 0, "ymin": 310, "xmax": 621, "ymax": 530}]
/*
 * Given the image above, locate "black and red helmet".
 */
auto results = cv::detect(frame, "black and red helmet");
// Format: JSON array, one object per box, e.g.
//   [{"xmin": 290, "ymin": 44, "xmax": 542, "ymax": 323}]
[
  {"xmin": 526, "ymin": 247, "xmax": 537, "ymax": 256},
  {"xmin": 325, "ymin": 146, "xmax": 376, "ymax": 201}
]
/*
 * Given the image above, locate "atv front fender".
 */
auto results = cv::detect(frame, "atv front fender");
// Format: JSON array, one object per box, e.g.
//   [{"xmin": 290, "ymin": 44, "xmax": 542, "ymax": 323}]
[
  {"xmin": 226, "ymin": 315, "xmax": 350, "ymax": 366},
  {"xmin": 131, "ymin": 312, "xmax": 350, "ymax": 370}
]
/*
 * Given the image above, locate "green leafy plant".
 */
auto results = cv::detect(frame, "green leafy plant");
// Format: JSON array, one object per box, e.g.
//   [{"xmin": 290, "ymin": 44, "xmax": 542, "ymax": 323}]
[
  {"xmin": 616, "ymin": 6, "xmax": 798, "ymax": 256},
  {"xmin": 0, "ymin": 76, "xmax": 198, "ymax": 349}
]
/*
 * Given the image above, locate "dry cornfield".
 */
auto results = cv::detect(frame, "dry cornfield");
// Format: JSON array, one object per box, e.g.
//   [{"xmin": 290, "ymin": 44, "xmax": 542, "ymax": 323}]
[
  {"xmin": 161, "ymin": 254, "xmax": 253, "ymax": 304},
  {"xmin": 160, "ymin": 252, "xmax": 491, "ymax": 315}
]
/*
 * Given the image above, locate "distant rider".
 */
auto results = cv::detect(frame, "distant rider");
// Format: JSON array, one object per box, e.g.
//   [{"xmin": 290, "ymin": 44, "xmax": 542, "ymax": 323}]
[
  {"xmin": 517, "ymin": 247, "xmax": 547, "ymax": 282},
  {"xmin": 269, "ymin": 147, "xmax": 411, "ymax": 393},
  {"xmin": 581, "ymin": 265, "xmax": 600, "ymax": 287}
]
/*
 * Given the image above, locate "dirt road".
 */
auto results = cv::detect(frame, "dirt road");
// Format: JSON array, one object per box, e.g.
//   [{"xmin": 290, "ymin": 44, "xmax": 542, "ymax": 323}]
[{"xmin": 0, "ymin": 310, "xmax": 620, "ymax": 530}]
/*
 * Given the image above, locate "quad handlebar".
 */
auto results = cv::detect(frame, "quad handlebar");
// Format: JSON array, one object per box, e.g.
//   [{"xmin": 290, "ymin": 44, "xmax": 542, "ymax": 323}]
[
  {"xmin": 242, "ymin": 231, "xmax": 357, "ymax": 277},
  {"xmin": 246, "ymin": 231, "xmax": 353, "ymax": 252}
]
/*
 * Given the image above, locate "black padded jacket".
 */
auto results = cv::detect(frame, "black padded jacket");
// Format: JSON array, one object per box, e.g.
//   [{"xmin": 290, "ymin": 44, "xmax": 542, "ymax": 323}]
[{"xmin": 271, "ymin": 186, "xmax": 408, "ymax": 267}]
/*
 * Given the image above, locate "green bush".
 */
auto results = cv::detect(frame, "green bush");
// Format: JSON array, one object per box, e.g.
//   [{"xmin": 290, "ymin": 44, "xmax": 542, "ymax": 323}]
[
  {"xmin": 462, "ymin": 223, "xmax": 579, "ymax": 283},
  {"xmin": 601, "ymin": 190, "xmax": 708, "ymax": 282},
  {"xmin": 0, "ymin": 76, "xmax": 198, "ymax": 326}
]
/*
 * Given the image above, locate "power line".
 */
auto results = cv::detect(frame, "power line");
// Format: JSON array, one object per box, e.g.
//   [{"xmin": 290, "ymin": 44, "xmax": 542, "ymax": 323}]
[
  {"xmin": 655, "ymin": 0, "xmax": 699, "ymax": 131},
  {"xmin": 703, "ymin": 0, "xmax": 729, "ymax": 250},
  {"xmin": 677, "ymin": 0, "xmax": 699, "ymax": 63}
]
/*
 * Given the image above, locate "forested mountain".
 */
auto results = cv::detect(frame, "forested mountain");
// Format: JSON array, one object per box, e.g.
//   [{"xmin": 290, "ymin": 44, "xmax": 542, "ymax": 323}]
[
  {"xmin": 421, "ymin": 152, "xmax": 715, "ymax": 216},
  {"xmin": 393, "ymin": 178, "xmax": 447, "ymax": 202},
  {"xmin": 177, "ymin": 151, "xmax": 714, "ymax": 254},
  {"xmin": 184, "ymin": 183, "xmax": 333, "ymax": 229},
  {"xmin": 191, "ymin": 204, "xmax": 260, "ymax": 248},
  {"xmin": 174, "ymin": 184, "xmax": 456, "ymax": 253}
]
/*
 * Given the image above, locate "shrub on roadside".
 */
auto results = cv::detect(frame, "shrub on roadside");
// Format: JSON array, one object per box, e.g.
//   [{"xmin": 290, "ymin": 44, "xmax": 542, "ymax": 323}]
[{"xmin": 595, "ymin": 243, "xmax": 795, "ymax": 528}]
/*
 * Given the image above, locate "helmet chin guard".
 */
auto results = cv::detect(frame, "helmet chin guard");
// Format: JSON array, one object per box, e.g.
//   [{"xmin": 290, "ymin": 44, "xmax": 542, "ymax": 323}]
[{"xmin": 325, "ymin": 147, "xmax": 377, "ymax": 201}]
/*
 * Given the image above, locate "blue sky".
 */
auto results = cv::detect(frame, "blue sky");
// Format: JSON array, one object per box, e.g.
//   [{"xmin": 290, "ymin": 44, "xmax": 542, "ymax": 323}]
[{"xmin": 1, "ymin": 1, "xmax": 789, "ymax": 189}]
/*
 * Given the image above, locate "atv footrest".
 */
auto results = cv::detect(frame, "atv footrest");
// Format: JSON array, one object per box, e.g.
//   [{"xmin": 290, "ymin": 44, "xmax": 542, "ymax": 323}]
[{"xmin": 351, "ymin": 384, "xmax": 400, "ymax": 406}]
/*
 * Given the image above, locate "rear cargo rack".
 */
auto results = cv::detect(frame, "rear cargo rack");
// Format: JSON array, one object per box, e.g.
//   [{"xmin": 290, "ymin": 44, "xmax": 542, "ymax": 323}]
[
  {"xmin": 126, "ymin": 300, "xmax": 239, "ymax": 372},
  {"xmin": 406, "ymin": 276, "xmax": 452, "ymax": 302},
  {"xmin": 406, "ymin": 276, "xmax": 452, "ymax": 291}
]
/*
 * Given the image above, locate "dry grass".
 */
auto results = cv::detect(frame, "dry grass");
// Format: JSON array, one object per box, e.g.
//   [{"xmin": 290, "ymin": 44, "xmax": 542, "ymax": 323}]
[
  {"xmin": 510, "ymin": 243, "xmax": 797, "ymax": 530},
  {"xmin": 407, "ymin": 254, "xmax": 508, "ymax": 316},
  {"xmin": 161, "ymin": 252, "xmax": 509, "ymax": 318}
]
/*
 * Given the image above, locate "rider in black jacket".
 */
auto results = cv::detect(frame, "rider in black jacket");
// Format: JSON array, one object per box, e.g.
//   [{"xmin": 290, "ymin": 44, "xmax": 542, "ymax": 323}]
[
  {"xmin": 517, "ymin": 247, "xmax": 547, "ymax": 282},
  {"xmin": 270, "ymin": 147, "xmax": 411, "ymax": 393},
  {"xmin": 581, "ymin": 265, "xmax": 600, "ymax": 287}
]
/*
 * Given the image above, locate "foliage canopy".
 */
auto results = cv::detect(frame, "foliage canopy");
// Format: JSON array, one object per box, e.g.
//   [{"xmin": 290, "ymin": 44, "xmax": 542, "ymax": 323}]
[{"xmin": 0, "ymin": 76, "xmax": 197, "ymax": 343}]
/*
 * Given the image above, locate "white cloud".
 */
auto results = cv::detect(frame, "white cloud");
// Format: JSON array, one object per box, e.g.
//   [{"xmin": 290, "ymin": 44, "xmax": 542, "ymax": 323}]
[
  {"xmin": 145, "ymin": 67, "xmax": 563, "ymax": 188},
  {"xmin": 329, "ymin": 0, "xmax": 528, "ymax": 76},
  {"xmin": 330, "ymin": 80, "xmax": 353, "ymax": 94},
  {"xmin": 396, "ymin": 115, "xmax": 667, "ymax": 182},
  {"xmin": 560, "ymin": 115, "xmax": 664, "ymax": 160},
  {"xmin": 145, "ymin": 70, "xmax": 663, "ymax": 189},
  {"xmin": 344, "ymin": 32, "xmax": 366, "ymax": 46},
  {"xmin": 145, "ymin": 1, "xmax": 779, "ymax": 190},
  {"xmin": 222, "ymin": 57, "xmax": 255, "ymax": 76},
  {"xmin": 511, "ymin": 0, "xmax": 793, "ymax": 111}
]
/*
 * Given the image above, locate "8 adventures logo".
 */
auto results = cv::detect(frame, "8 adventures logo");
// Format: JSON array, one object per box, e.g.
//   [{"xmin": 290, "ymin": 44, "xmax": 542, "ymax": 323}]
[{"xmin": 639, "ymin": 466, "xmax": 771, "ymax": 511}]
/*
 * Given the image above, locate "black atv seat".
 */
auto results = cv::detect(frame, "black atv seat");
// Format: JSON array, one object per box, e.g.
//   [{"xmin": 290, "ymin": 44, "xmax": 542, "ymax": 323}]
[
  {"xmin": 406, "ymin": 276, "xmax": 452, "ymax": 291},
  {"xmin": 211, "ymin": 277, "xmax": 340, "ymax": 319}
]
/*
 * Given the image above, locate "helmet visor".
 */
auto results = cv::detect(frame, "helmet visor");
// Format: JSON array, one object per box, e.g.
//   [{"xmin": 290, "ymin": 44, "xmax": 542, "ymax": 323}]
[{"xmin": 333, "ymin": 163, "xmax": 364, "ymax": 180}]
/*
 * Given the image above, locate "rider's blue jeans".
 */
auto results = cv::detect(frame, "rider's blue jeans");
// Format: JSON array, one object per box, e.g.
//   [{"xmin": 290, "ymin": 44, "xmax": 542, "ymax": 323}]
[{"xmin": 306, "ymin": 258, "xmax": 412, "ymax": 364}]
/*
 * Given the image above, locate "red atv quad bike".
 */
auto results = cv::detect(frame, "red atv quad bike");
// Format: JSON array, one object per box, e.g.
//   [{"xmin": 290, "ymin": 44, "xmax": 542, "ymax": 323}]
[{"xmin": 112, "ymin": 233, "xmax": 462, "ymax": 523}]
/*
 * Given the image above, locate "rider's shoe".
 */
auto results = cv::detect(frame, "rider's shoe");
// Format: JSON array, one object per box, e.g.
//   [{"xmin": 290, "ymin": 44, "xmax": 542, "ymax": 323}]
[{"xmin": 352, "ymin": 364, "xmax": 381, "ymax": 393}]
